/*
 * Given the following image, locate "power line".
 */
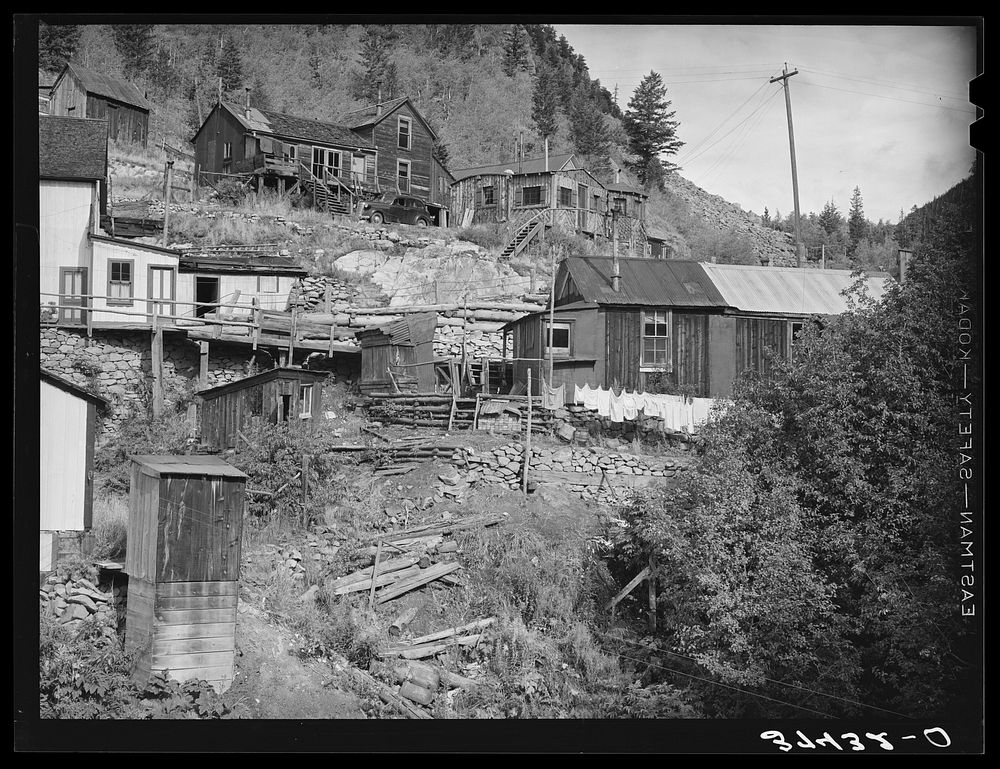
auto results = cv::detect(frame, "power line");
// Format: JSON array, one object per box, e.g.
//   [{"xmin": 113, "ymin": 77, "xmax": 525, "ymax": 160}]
[
  {"xmin": 674, "ymin": 76, "xmax": 776, "ymax": 165},
  {"xmin": 679, "ymin": 87, "xmax": 782, "ymax": 168},
  {"xmin": 697, "ymin": 92, "xmax": 782, "ymax": 188},
  {"xmin": 797, "ymin": 66, "xmax": 968, "ymax": 102},
  {"xmin": 795, "ymin": 78, "xmax": 977, "ymax": 114}
]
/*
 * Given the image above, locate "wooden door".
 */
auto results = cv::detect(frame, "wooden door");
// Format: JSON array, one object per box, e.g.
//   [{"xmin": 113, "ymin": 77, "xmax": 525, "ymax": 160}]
[
  {"xmin": 59, "ymin": 267, "xmax": 87, "ymax": 324},
  {"xmin": 148, "ymin": 266, "xmax": 176, "ymax": 319}
]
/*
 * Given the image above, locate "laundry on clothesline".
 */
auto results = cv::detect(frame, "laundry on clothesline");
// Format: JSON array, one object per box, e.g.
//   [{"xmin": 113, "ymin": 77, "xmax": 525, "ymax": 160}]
[{"xmin": 571, "ymin": 383, "xmax": 719, "ymax": 429}]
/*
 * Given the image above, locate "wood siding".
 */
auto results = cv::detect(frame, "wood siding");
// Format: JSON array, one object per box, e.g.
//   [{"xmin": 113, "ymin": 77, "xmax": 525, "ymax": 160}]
[
  {"xmin": 672, "ymin": 313, "xmax": 710, "ymax": 396},
  {"xmin": 89, "ymin": 239, "xmax": 183, "ymax": 324},
  {"xmin": 49, "ymin": 71, "xmax": 148, "ymax": 146},
  {"xmin": 708, "ymin": 314, "xmax": 737, "ymax": 398},
  {"xmin": 604, "ymin": 308, "xmax": 643, "ymax": 392},
  {"xmin": 39, "ymin": 181, "xmax": 96, "ymax": 306},
  {"xmin": 371, "ymin": 104, "xmax": 435, "ymax": 201},
  {"xmin": 39, "ymin": 380, "xmax": 93, "ymax": 531},
  {"xmin": 734, "ymin": 317, "xmax": 790, "ymax": 383},
  {"xmin": 193, "ymin": 104, "xmax": 249, "ymax": 179},
  {"xmin": 361, "ymin": 342, "xmax": 417, "ymax": 395},
  {"xmin": 125, "ymin": 577, "xmax": 237, "ymax": 692}
]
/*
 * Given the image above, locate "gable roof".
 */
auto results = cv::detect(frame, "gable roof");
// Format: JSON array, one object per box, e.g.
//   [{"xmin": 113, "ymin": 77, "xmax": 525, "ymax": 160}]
[
  {"xmin": 699, "ymin": 263, "xmax": 892, "ymax": 316},
  {"xmin": 606, "ymin": 182, "xmax": 648, "ymax": 197},
  {"xmin": 57, "ymin": 63, "xmax": 151, "ymax": 111},
  {"xmin": 197, "ymin": 367, "xmax": 328, "ymax": 400},
  {"xmin": 39, "ymin": 115, "xmax": 108, "ymax": 180},
  {"xmin": 559, "ymin": 257, "xmax": 728, "ymax": 308},
  {"xmin": 40, "ymin": 368, "xmax": 108, "ymax": 407},
  {"xmin": 213, "ymin": 102, "xmax": 374, "ymax": 150},
  {"xmin": 338, "ymin": 96, "xmax": 412, "ymax": 129},
  {"xmin": 451, "ymin": 153, "xmax": 578, "ymax": 182}
]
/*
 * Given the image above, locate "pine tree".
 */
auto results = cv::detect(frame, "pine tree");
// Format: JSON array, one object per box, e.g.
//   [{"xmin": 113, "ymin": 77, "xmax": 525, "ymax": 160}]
[
  {"xmin": 217, "ymin": 35, "xmax": 244, "ymax": 94},
  {"xmin": 819, "ymin": 199, "xmax": 844, "ymax": 238},
  {"xmin": 112, "ymin": 24, "xmax": 154, "ymax": 80},
  {"xmin": 356, "ymin": 26, "xmax": 397, "ymax": 103},
  {"xmin": 502, "ymin": 25, "xmax": 527, "ymax": 77},
  {"xmin": 848, "ymin": 186, "xmax": 869, "ymax": 257},
  {"xmin": 622, "ymin": 71, "xmax": 684, "ymax": 190},
  {"xmin": 762, "ymin": 207, "xmax": 771, "ymax": 226},
  {"xmin": 569, "ymin": 92, "xmax": 610, "ymax": 158},
  {"xmin": 39, "ymin": 22, "xmax": 81, "ymax": 72},
  {"xmin": 531, "ymin": 69, "xmax": 560, "ymax": 141}
]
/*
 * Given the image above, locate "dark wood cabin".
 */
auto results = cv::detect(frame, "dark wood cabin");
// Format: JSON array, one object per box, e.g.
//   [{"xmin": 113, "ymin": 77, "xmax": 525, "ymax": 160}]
[
  {"xmin": 197, "ymin": 367, "xmax": 328, "ymax": 451},
  {"xmin": 191, "ymin": 101, "xmax": 378, "ymax": 216},
  {"xmin": 125, "ymin": 455, "xmax": 246, "ymax": 692},
  {"xmin": 48, "ymin": 63, "xmax": 151, "ymax": 147},
  {"xmin": 356, "ymin": 312, "xmax": 438, "ymax": 395},
  {"xmin": 338, "ymin": 96, "xmax": 454, "ymax": 222},
  {"xmin": 504, "ymin": 256, "xmax": 892, "ymax": 400}
]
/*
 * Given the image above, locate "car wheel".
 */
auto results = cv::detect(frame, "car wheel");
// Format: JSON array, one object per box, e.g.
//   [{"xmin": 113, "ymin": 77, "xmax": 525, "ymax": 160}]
[
  {"xmin": 371, "ymin": 212, "xmax": 384, "ymax": 225},
  {"xmin": 415, "ymin": 217, "xmax": 428, "ymax": 228}
]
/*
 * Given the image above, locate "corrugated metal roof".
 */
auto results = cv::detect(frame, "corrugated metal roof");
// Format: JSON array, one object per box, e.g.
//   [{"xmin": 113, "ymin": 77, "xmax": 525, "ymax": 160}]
[
  {"xmin": 224, "ymin": 103, "xmax": 373, "ymax": 149},
  {"xmin": 39, "ymin": 115, "xmax": 107, "ymax": 180},
  {"xmin": 560, "ymin": 257, "xmax": 729, "ymax": 308},
  {"xmin": 451, "ymin": 153, "xmax": 577, "ymax": 182},
  {"xmin": 64, "ymin": 63, "xmax": 151, "ymax": 111},
  {"xmin": 130, "ymin": 454, "xmax": 247, "ymax": 479},
  {"xmin": 700, "ymin": 263, "xmax": 892, "ymax": 316}
]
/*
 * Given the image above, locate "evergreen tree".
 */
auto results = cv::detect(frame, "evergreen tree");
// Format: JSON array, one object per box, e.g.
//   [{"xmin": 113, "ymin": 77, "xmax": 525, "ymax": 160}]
[
  {"xmin": 848, "ymin": 186, "xmax": 869, "ymax": 257},
  {"xmin": 569, "ymin": 92, "xmax": 610, "ymax": 158},
  {"xmin": 355, "ymin": 26, "xmax": 398, "ymax": 103},
  {"xmin": 112, "ymin": 24, "xmax": 154, "ymax": 80},
  {"xmin": 622, "ymin": 71, "xmax": 684, "ymax": 190},
  {"xmin": 531, "ymin": 69, "xmax": 560, "ymax": 141},
  {"xmin": 39, "ymin": 22, "xmax": 81, "ymax": 72},
  {"xmin": 147, "ymin": 47, "xmax": 181, "ymax": 97},
  {"xmin": 502, "ymin": 24, "xmax": 528, "ymax": 77},
  {"xmin": 217, "ymin": 35, "xmax": 244, "ymax": 93},
  {"xmin": 762, "ymin": 207, "xmax": 771, "ymax": 226},
  {"xmin": 432, "ymin": 137, "xmax": 451, "ymax": 167},
  {"xmin": 819, "ymin": 199, "xmax": 844, "ymax": 238}
]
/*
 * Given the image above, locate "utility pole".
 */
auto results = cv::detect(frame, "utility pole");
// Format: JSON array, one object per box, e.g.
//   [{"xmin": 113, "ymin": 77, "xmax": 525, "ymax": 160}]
[{"xmin": 770, "ymin": 63, "xmax": 804, "ymax": 267}]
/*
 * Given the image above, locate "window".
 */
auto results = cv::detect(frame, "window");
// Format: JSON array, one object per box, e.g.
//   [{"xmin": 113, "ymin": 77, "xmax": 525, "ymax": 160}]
[
  {"xmin": 283, "ymin": 144, "xmax": 297, "ymax": 162},
  {"xmin": 397, "ymin": 116, "xmax": 412, "ymax": 150},
  {"xmin": 299, "ymin": 384, "xmax": 313, "ymax": 419},
  {"xmin": 558, "ymin": 186, "xmax": 573, "ymax": 207},
  {"xmin": 223, "ymin": 142, "xmax": 232, "ymax": 161},
  {"xmin": 107, "ymin": 260, "xmax": 134, "ymax": 305},
  {"xmin": 612, "ymin": 197, "xmax": 627, "ymax": 215},
  {"xmin": 397, "ymin": 160, "xmax": 411, "ymax": 193},
  {"xmin": 482, "ymin": 185, "xmax": 496, "ymax": 205},
  {"xmin": 147, "ymin": 266, "xmax": 176, "ymax": 318},
  {"xmin": 789, "ymin": 321, "xmax": 805, "ymax": 351},
  {"xmin": 258, "ymin": 275, "xmax": 278, "ymax": 293},
  {"xmin": 545, "ymin": 321, "xmax": 572, "ymax": 357},
  {"xmin": 312, "ymin": 147, "xmax": 342, "ymax": 180},
  {"xmin": 641, "ymin": 310, "xmax": 670, "ymax": 368},
  {"xmin": 522, "ymin": 185, "xmax": 542, "ymax": 206}
]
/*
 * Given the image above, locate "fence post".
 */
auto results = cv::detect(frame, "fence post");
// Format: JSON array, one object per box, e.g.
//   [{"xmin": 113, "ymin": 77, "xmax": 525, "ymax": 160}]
[{"xmin": 522, "ymin": 368, "xmax": 532, "ymax": 494}]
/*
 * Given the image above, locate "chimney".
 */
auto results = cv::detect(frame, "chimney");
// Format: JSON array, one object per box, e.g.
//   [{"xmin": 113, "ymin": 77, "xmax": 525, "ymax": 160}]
[
  {"xmin": 615, "ymin": 167, "xmax": 621, "ymax": 184},
  {"xmin": 376, "ymin": 86, "xmax": 383, "ymax": 116},
  {"xmin": 544, "ymin": 137, "xmax": 549, "ymax": 172},
  {"xmin": 244, "ymin": 87, "xmax": 251, "ymax": 118},
  {"xmin": 611, "ymin": 209, "xmax": 620, "ymax": 291},
  {"xmin": 898, "ymin": 249, "xmax": 912, "ymax": 284}
]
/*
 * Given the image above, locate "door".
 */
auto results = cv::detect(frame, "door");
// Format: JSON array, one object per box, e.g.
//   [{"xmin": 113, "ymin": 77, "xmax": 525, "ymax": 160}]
[
  {"xmin": 106, "ymin": 103, "xmax": 120, "ymax": 142},
  {"xmin": 59, "ymin": 267, "xmax": 87, "ymax": 325},
  {"xmin": 147, "ymin": 266, "xmax": 176, "ymax": 320},
  {"xmin": 351, "ymin": 154, "xmax": 366, "ymax": 185},
  {"xmin": 312, "ymin": 147, "xmax": 341, "ymax": 182},
  {"xmin": 195, "ymin": 276, "xmax": 220, "ymax": 318}
]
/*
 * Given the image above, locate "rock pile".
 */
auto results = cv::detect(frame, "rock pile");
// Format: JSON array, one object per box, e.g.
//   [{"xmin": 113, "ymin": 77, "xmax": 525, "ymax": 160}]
[
  {"xmin": 246, "ymin": 529, "xmax": 343, "ymax": 585},
  {"xmin": 39, "ymin": 573, "xmax": 120, "ymax": 638},
  {"xmin": 553, "ymin": 406, "xmax": 703, "ymax": 450}
]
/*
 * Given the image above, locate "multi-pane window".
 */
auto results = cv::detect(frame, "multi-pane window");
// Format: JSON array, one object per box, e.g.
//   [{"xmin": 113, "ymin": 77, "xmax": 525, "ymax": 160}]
[
  {"xmin": 397, "ymin": 161, "xmax": 411, "ymax": 193},
  {"xmin": 522, "ymin": 186, "xmax": 542, "ymax": 206},
  {"xmin": 258, "ymin": 275, "xmax": 278, "ymax": 293},
  {"xmin": 642, "ymin": 310, "xmax": 670, "ymax": 368},
  {"xmin": 299, "ymin": 384, "xmax": 313, "ymax": 418},
  {"xmin": 558, "ymin": 186, "xmax": 573, "ymax": 207},
  {"xmin": 612, "ymin": 197, "xmax": 627, "ymax": 215},
  {"xmin": 545, "ymin": 321, "xmax": 572, "ymax": 357},
  {"xmin": 223, "ymin": 142, "xmax": 233, "ymax": 161},
  {"xmin": 398, "ymin": 116, "xmax": 412, "ymax": 150},
  {"xmin": 483, "ymin": 185, "xmax": 496, "ymax": 205},
  {"xmin": 107, "ymin": 260, "xmax": 133, "ymax": 305}
]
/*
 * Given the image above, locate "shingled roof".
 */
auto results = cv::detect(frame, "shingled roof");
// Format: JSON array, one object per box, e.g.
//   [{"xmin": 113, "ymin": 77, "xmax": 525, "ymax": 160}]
[
  {"xmin": 337, "ymin": 96, "xmax": 411, "ymax": 129},
  {"xmin": 221, "ymin": 103, "xmax": 373, "ymax": 149},
  {"xmin": 58, "ymin": 63, "xmax": 151, "ymax": 111},
  {"xmin": 39, "ymin": 115, "xmax": 108, "ymax": 180},
  {"xmin": 451, "ymin": 153, "xmax": 578, "ymax": 182}
]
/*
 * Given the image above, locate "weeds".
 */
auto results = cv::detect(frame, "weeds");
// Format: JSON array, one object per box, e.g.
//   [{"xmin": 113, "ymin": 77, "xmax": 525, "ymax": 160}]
[{"xmin": 91, "ymin": 491, "xmax": 129, "ymax": 561}]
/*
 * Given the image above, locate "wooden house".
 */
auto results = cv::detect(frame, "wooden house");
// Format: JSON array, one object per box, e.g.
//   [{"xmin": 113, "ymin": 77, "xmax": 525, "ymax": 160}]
[
  {"xmin": 39, "ymin": 115, "xmax": 108, "ymax": 325},
  {"xmin": 48, "ymin": 63, "xmax": 151, "ymax": 147},
  {"xmin": 39, "ymin": 369, "xmax": 107, "ymax": 571},
  {"xmin": 504, "ymin": 256, "xmax": 892, "ymax": 399},
  {"xmin": 38, "ymin": 70, "xmax": 56, "ymax": 113},
  {"xmin": 178, "ymin": 251, "xmax": 307, "ymax": 319},
  {"xmin": 338, "ymin": 96, "xmax": 454, "ymax": 221},
  {"xmin": 197, "ymin": 367, "xmax": 328, "ymax": 451},
  {"xmin": 125, "ymin": 455, "xmax": 246, "ymax": 692},
  {"xmin": 356, "ymin": 312, "xmax": 438, "ymax": 395},
  {"xmin": 191, "ymin": 101, "xmax": 378, "ymax": 215}
]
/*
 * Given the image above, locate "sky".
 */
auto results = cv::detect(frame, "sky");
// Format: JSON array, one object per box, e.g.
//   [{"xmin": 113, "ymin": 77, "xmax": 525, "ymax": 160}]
[{"xmin": 556, "ymin": 22, "xmax": 979, "ymax": 224}]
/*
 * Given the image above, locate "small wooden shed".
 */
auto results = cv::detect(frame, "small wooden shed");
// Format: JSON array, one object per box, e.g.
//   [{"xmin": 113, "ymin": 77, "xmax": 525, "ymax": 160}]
[
  {"xmin": 48, "ymin": 63, "xmax": 151, "ymax": 147},
  {"xmin": 125, "ymin": 455, "xmax": 247, "ymax": 692},
  {"xmin": 357, "ymin": 312, "xmax": 437, "ymax": 395},
  {"xmin": 198, "ymin": 367, "xmax": 328, "ymax": 451}
]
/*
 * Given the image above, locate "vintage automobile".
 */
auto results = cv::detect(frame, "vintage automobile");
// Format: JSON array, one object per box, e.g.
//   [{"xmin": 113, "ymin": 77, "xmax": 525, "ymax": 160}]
[{"xmin": 359, "ymin": 193, "xmax": 433, "ymax": 227}]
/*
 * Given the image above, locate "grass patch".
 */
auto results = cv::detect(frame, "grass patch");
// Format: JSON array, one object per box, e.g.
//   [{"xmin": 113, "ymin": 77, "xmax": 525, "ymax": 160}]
[{"xmin": 91, "ymin": 491, "xmax": 129, "ymax": 561}]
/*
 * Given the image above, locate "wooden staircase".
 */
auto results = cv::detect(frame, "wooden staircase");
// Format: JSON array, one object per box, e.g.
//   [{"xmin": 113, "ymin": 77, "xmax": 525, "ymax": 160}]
[
  {"xmin": 299, "ymin": 162, "xmax": 355, "ymax": 216},
  {"xmin": 447, "ymin": 397, "xmax": 478, "ymax": 431},
  {"xmin": 500, "ymin": 218, "xmax": 544, "ymax": 259}
]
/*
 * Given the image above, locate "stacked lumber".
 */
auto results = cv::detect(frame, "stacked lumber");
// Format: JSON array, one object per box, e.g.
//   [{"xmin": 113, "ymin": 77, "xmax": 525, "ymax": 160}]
[{"xmin": 380, "ymin": 618, "xmax": 496, "ymax": 660}]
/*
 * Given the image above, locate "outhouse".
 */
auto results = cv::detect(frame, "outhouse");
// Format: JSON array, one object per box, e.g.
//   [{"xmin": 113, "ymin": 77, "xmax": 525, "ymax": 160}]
[
  {"xmin": 357, "ymin": 312, "xmax": 437, "ymax": 395},
  {"xmin": 124, "ymin": 455, "xmax": 247, "ymax": 693}
]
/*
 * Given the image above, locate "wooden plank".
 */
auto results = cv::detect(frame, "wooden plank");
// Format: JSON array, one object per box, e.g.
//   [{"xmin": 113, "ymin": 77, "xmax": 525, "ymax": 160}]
[
  {"xmin": 604, "ymin": 566, "xmax": 651, "ymax": 611},
  {"xmin": 157, "ymin": 580, "xmax": 239, "ymax": 597},
  {"xmin": 153, "ymin": 607, "xmax": 238, "ymax": 625},
  {"xmin": 155, "ymin": 593, "xmax": 237, "ymax": 611},
  {"xmin": 375, "ymin": 562, "xmax": 461, "ymax": 604},
  {"xmin": 128, "ymin": 576, "xmax": 156, "ymax": 600},
  {"xmin": 151, "ymin": 649, "xmax": 234, "ymax": 668},
  {"xmin": 153, "ymin": 636, "xmax": 235, "ymax": 656},
  {"xmin": 154, "ymin": 664, "xmax": 234, "ymax": 685},
  {"xmin": 151, "ymin": 621, "xmax": 236, "ymax": 642}
]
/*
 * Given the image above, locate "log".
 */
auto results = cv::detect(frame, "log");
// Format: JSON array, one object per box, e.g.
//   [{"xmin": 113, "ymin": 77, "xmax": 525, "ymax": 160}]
[
  {"xmin": 346, "ymin": 665, "xmax": 431, "ymax": 719},
  {"xmin": 389, "ymin": 607, "xmax": 419, "ymax": 638},
  {"xmin": 375, "ymin": 562, "xmax": 461, "ymax": 604},
  {"xmin": 406, "ymin": 618, "xmax": 495, "ymax": 647},
  {"xmin": 386, "ymin": 634, "xmax": 484, "ymax": 660},
  {"xmin": 394, "ymin": 660, "xmax": 478, "ymax": 691},
  {"xmin": 435, "ymin": 541, "xmax": 459, "ymax": 555},
  {"xmin": 603, "ymin": 566, "xmax": 651, "ymax": 611},
  {"xmin": 399, "ymin": 681, "xmax": 435, "ymax": 706},
  {"xmin": 328, "ymin": 556, "xmax": 420, "ymax": 590},
  {"xmin": 331, "ymin": 565, "xmax": 422, "ymax": 596},
  {"xmin": 364, "ymin": 513, "xmax": 505, "ymax": 544}
]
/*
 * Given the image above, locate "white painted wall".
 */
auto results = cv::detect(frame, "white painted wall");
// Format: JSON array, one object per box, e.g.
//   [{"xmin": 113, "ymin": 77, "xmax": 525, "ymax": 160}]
[
  {"xmin": 40, "ymin": 379, "xmax": 89, "ymax": 531},
  {"xmin": 39, "ymin": 180, "xmax": 95, "ymax": 305},
  {"xmin": 90, "ymin": 239, "xmax": 184, "ymax": 324}
]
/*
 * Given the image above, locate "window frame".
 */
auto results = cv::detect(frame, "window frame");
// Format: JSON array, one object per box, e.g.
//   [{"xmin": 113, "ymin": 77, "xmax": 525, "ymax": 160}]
[
  {"xmin": 106, "ymin": 258, "xmax": 135, "ymax": 306},
  {"xmin": 639, "ymin": 308, "xmax": 672, "ymax": 371},
  {"xmin": 223, "ymin": 141, "xmax": 233, "ymax": 161},
  {"xmin": 397, "ymin": 160, "xmax": 411, "ymax": 193},
  {"xmin": 397, "ymin": 116, "xmax": 412, "ymax": 150},
  {"xmin": 558, "ymin": 186, "xmax": 573, "ymax": 207},
  {"xmin": 257, "ymin": 275, "xmax": 279, "ymax": 294},
  {"xmin": 612, "ymin": 197, "xmax": 627, "ymax": 215},
  {"xmin": 482, "ymin": 185, "xmax": 496, "ymax": 206},
  {"xmin": 544, "ymin": 320, "xmax": 573, "ymax": 358},
  {"xmin": 298, "ymin": 384, "xmax": 313, "ymax": 419},
  {"xmin": 521, "ymin": 185, "xmax": 542, "ymax": 206}
]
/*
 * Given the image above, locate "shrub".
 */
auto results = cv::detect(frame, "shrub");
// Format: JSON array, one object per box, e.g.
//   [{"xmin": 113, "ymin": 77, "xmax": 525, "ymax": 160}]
[
  {"xmin": 93, "ymin": 403, "xmax": 191, "ymax": 495},
  {"xmin": 455, "ymin": 224, "xmax": 505, "ymax": 250},
  {"xmin": 214, "ymin": 177, "xmax": 248, "ymax": 207}
]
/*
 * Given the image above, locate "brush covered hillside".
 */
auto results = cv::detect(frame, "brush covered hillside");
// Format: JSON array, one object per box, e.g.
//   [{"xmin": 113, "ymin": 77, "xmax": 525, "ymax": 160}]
[{"xmin": 43, "ymin": 21, "xmax": 806, "ymax": 269}]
